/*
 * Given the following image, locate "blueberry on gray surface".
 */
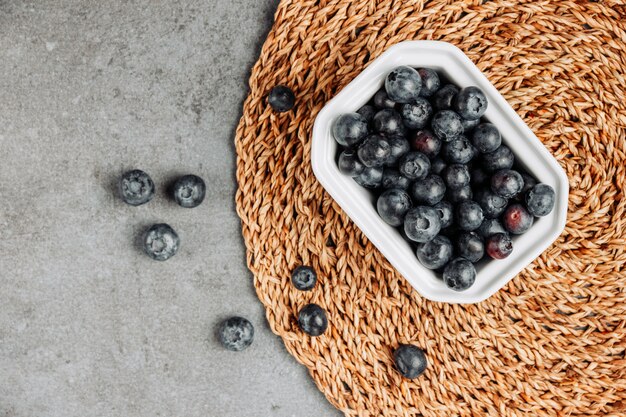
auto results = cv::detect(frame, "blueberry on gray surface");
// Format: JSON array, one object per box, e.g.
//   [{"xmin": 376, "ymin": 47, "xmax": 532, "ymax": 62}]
[
  {"xmin": 377, "ymin": 189, "xmax": 412, "ymax": 227},
  {"xmin": 456, "ymin": 201, "xmax": 484, "ymax": 231},
  {"xmin": 417, "ymin": 68, "xmax": 440, "ymax": 98},
  {"xmin": 443, "ymin": 164, "xmax": 470, "ymax": 189},
  {"xmin": 298, "ymin": 304, "xmax": 328, "ymax": 337},
  {"xmin": 409, "ymin": 175, "xmax": 446, "ymax": 206},
  {"xmin": 385, "ymin": 66, "xmax": 422, "ymax": 103},
  {"xmin": 354, "ymin": 166, "xmax": 383, "ymax": 189},
  {"xmin": 453, "ymin": 86, "xmax": 488, "ymax": 120},
  {"xmin": 491, "ymin": 169, "xmax": 524, "ymax": 198},
  {"xmin": 477, "ymin": 218, "xmax": 508, "ymax": 239},
  {"xmin": 443, "ymin": 137, "xmax": 475, "ymax": 164},
  {"xmin": 218, "ymin": 317, "xmax": 254, "ymax": 352},
  {"xmin": 143, "ymin": 223, "xmax": 180, "ymax": 261},
  {"xmin": 358, "ymin": 135, "xmax": 392, "ymax": 167},
  {"xmin": 482, "ymin": 145, "xmax": 514, "ymax": 172},
  {"xmin": 373, "ymin": 109, "xmax": 405, "ymax": 136},
  {"xmin": 461, "ymin": 117, "xmax": 480, "ymax": 134},
  {"xmin": 400, "ymin": 98, "xmax": 433, "ymax": 130},
  {"xmin": 416, "ymin": 235, "xmax": 453, "ymax": 270},
  {"xmin": 338, "ymin": 149, "xmax": 365, "ymax": 177},
  {"xmin": 432, "ymin": 84, "xmax": 459, "ymax": 110},
  {"xmin": 503, "ymin": 203, "xmax": 534, "ymax": 234},
  {"xmin": 472, "ymin": 123, "xmax": 501, "ymax": 154},
  {"xmin": 456, "ymin": 232, "xmax": 485, "ymax": 263},
  {"xmin": 373, "ymin": 88, "xmax": 396, "ymax": 109},
  {"xmin": 172, "ymin": 174, "xmax": 206, "ymax": 208},
  {"xmin": 430, "ymin": 158, "xmax": 447, "ymax": 176},
  {"xmin": 398, "ymin": 151, "xmax": 430, "ymax": 180},
  {"xmin": 525, "ymin": 183, "xmax": 556, "ymax": 217},
  {"xmin": 475, "ymin": 187, "xmax": 508, "ymax": 218},
  {"xmin": 381, "ymin": 168, "xmax": 411, "ymax": 190},
  {"xmin": 410, "ymin": 129, "xmax": 441, "ymax": 160},
  {"xmin": 119, "ymin": 169, "xmax": 155, "ymax": 206},
  {"xmin": 268, "ymin": 85, "xmax": 295, "ymax": 112},
  {"xmin": 332, "ymin": 113, "xmax": 369, "ymax": 147},
  {"xmin": 433, "ymin": 200, "xmax": 454, "ymax": 229},
  {"xmin": 443, "ymin": 258, "xmax": 476, "ymax": 291},
  {"xmin": 470, "ymin": 167, "xmax": 489, "ymax": 187},
  {"xmin": 486, "ymin": 233, "xmax": 513, "ymax": 259},
  {"xmin": 291, "ymin": 265, "xmax": 317, "ymax": 291},
  {"xmin": 357, "ymin": 104, "xmax": 377, "ymax": 123},
  {"xmin": 385, "ymin": 135, "xmax": 411, "ymax": 167},
  {"xmin": 431, "ymin": 110, "xmax": 463, "ymax": 142},
  {"xmin": 445, "ymin": 184, "xmax": 473, "ymax": 203},
  {"xmin": 393, "ymin": 344, "xmax": 427, "ymax": 379},
  {"xmin": 403, "ymin": 206, "xmax": 442, "ymax": 243}
]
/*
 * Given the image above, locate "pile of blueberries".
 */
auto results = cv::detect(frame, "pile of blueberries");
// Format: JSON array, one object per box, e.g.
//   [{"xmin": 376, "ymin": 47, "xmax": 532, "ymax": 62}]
[{"xmin": 333, "ymin": 66, "xmax": 556, "ymax": 291}]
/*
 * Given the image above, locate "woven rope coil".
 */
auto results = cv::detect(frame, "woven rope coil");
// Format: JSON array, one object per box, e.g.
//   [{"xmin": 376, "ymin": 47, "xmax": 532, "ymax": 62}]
[{"xmin": 235, "ymin": 1, "xmax": 626, "ymax": 415}]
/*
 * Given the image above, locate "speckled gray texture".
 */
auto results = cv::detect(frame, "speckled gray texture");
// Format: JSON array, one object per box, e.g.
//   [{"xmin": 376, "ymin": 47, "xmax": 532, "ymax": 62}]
[{"xmin": 0, "ymin": 1, "xmax": 341, "ymax": 416}]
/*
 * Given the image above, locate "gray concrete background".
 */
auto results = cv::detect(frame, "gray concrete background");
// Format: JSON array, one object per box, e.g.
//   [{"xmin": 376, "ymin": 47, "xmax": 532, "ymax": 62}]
[{"xmin": 0, "ymin": 1, "xmax": 341, "ymax": 416}]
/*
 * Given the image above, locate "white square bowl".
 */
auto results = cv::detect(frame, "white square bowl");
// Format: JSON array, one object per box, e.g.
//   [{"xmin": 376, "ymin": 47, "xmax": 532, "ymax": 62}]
[{"xmin": 311, "ymin": 41, "xmax": 569, "ymax": 304}]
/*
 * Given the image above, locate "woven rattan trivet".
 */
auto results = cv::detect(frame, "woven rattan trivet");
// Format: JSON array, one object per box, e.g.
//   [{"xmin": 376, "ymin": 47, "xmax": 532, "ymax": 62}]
[{"xmin": 235, "ymin": 1, "xmax": 626, "ymax": 415}]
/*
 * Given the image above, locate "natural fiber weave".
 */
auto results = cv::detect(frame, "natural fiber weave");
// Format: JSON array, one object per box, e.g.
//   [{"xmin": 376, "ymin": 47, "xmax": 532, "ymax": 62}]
[{"xmin": 235, "ymin": 1, "xmax": 626, "ymax": 415}]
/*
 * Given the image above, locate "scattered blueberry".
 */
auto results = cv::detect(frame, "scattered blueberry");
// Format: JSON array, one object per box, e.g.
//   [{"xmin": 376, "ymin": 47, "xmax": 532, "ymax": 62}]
[
  {"xmin": 218, "ymin": 317, "xmax": 254, "ymax": 351},
  {"xmin": 377, "ymin": 189, "xmax": 412, "ymax": 227},
  {"xmin": 456, "ymin": 232, "xmax": 484, "ymax": 263},
  {"xmin": 354, "ymin": 166, "xmax": 383, "ymax": 189},
  {"xmin": 298, "ymin": 304, "xmax": 328, "ymax": 336},
  {"xmin": 332, "ymin": 113, "xmax": 369, "ymax": 147},
  {"xmin": 385, "ymin": 135, "xmax": 411, "ymax": 167},
  {"xmin": 373, "ymin": 109, "xmax": 405, "ymax": 136},
  {"xmin": 525, "ymin": 183, "xmax": 556, "ymax": 217},
  {"xmin": 430, "ymin": 158, "xmax": 447, "ymax": 176},
  {"xmin": 338, "ymin": 149, "xmax": 365, "ymax": 177},
  {"xmin": 358, "ymin": 135, "xmax": 392, "ymax": 167},
  {"xmin": 417, "ymin": 235, "xmax": 453, "ymax": 269},
  {"xmin": 443, "ymin": 164, "xmax": 470, "ymax": 190},
  {"xmin": 502, "ymin": 203, "xmax": 534, "ymax": 234},
  {"xmin": 443, "ymin": 136, "xmax": 475, "ymax": 164},
  {"xmin": 143, "ymin": 223, "xmax": 180, "ymax": 261},
  {"xmin": 443, "ymin": 258, "xmax": 476, "ymax": 291},
  {"xmin": 445, "ymin": 184, "xmax": 473, "ymax": 203},
  {"xmin": 173, "ymin": 174, "xmax": 206, "ymax": 208},
  {"xmin": 432, "ymin": 84, "xmax": 459, "ymax": 110},
  {"xmin": 456, "ymin": 201, "xmax": 484, "ymax": 231},
  {"xmin": 393, "ymin": 344, "xmax": 427, "ymax": 379},
  {"xmin": 373, "ymin": 88, "xmax": 396, "ymax": 109},
  {"xmin": 291, "ymin": 266, "xmax": 317, "ymax": 291},
  {"xmin": 486, "ymin": 233, "xmax": 513, "ymax": 259},
  {"xmin": 476, "ymin": 218, "xmax": 508, "ymax": 239},
  {"xmin": 417, "ymin": 68, "xmax": 440, "ymax": 98},
  {"xmin": 433, "ymin": 200, "xmax": 454, "ymax": 229},
  {"xmin": 410, "ymin": 129, "xmax": 441, "ymax": 159},
  {"xmin": 404, "ymin": 206, "xmax": 441, "ymax": 243},
  {"xmin": 268, "ymin": 85, "xmax": 295, "ymax": 112},
  {"xmin": 475, "ymin": 187, "xmax": 508, "ymax": 218},
  {"xmin": 431, "ymin": 110, "xmax": 463, "ymax": 142},
  {"xmin": 453, "ymin": 86, "xmax": 487, "ymax": 120},
  {"xmin": 470, "ymin": 167, "xmax": 489, "ymax": 187},
  {"xmin": 381, "ymin": 168, "xmax": 411, "ymax": 190},
  {"xmin": 491, "ymin": 169, "xmax": 524, "ymax": 198},
  {"xmin": 400, "ymin": 98, "xmax": 433, "ymax": 130},
  {"xmin": 398, "ymin": 151, "xmax": 430, "ymax": 180},
  {"xmin": 385, "ymin": 66, "xmax": 422, "ymax": 103},
  {"xmin": 357, "ymin": 104, "xmax": 377, "ymax": 123},
  {"xmin": 119, "ymin": 169, "xmax": 155, "ymax": 206},
  {"xmin": 472, "ymin": 123, "xmax": 501, "ymax": 154},
  {"xmin": 409, "ymin": 175, "xmax": 446, "ymax": 206},
  {"xmin": 482, "ymin": 145, "xmax": 514, "ymax": 172}
]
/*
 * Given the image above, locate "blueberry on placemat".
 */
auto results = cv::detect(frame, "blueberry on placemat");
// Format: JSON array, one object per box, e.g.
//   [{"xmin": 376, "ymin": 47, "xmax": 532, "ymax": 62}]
[
  {"xmin": 268, "ymin": 85, "xmax": 295, "ymax": 113},
  {"xmin": 291, "ymin": 266, "xmax": 317, "ymax": 291},
  {"xmin": 393, "ymin": 344, "xmax": 427, "ymax": 379},
  {"xmin": 298, "ymin": 304, "xmax": 328, "ymax": 337}
]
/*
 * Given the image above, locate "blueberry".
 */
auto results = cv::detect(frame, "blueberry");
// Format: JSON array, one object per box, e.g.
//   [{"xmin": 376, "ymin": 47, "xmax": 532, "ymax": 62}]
[
  {"xmin": 443, "ymin": 136, "xmax": 475, "ymax": 164},
  {"xmin": 442, "ymin": 164, "xmax": 470, "ymax": 189},
  {"xmin": 338, "ymin": 149, "xmax": 365, "ymax": 177},
  {"xmin": 433, "ymin": 200, "xmax": 454, "ymax": 229},
  {"xmin": 393, "ymin": 344, "xmax": 427, "ymax": 379},
  {"xmin": 456, "ymin": 232, "xmax": 485, "ymax": 263},
  {"xmin": 298, "ymin": 304, "xmax": 328, "ymax": 336},
  {"xmin": 417, "ymin": 68, "xmax": 440, "ymax": 98},
  {"xmin": 470, "ymin": 167, "xmax": 489, "ymax": 188},
  {"xmin": 475, "ymin": 188, "xmax": 508, "ymax": 218},
  {"xmin": 218, "ymin": 317, "xmax": 254, "ymax": 351},
  {"xmin": 456, "ymin": 201, "xmax": 484, "ymax": 231},
  {"xmin": 357, "ymin": 104, "xmax": 377, "ymax": 123},
  {"xmin": 518, "ymin": 171, "xmax": 537, "ymax": 197},
  {"xmin": 385, "ymin": 66, "xmax": 422, "ymax": 103},
  {"xmin": 332, "ymin": 113, "xmax": 369, "ymax": 147},
  {"xmin": 431, "ymin": 110, "xmax": 463, "ymax": 142},
  {"xmin": 446, "ymin": 185, "xmax": 472, "ymax": 203},
  {"xmin": 400, "ymin": 98, "xmax": 433, "ymax": 130},
  {"xmin": 472, "ymin": 123, "xmax": 501, "ymax": 153},
  {"xmin": 502, "ymin": 203, "xmax": 534, "ymax": 234},
  {"xmin": 476, "ymin": 218, "xmax": 508, "ymax": 239},
  {"xmin": 453, "ymin": 86, "xmax": 488, "ymax": 120},
  {"xmin": 403, "ymin": 206, "xmax": 441, "ymax": 243},
  {"xmin": 409, "ymin": 175, "xmax": 446, "ymax": 206},
  {"xmin": 119, "ymin": 169, "xmax": 155, "ymax": 206},
  {"xmin": 416, "ymin": 235, "xmax": 453, "ymax": 269},
  {"xmin": 461, "ymin": 117, "xmax": 480, "ymax": 134},
  {"xmin": 482, "ymin": 145, "xmax": 514, "ymax": 172},
  {"xmin": 373, "ymin": 88, "xmax": 396, "ymax": 109},
  {"xmin": 398, "ymin": 151, "xmax": 430, "ymax": 180},
  {"xmin": 377, "ymin": 189, "xmax": 412, "ymax": 227},
  {"xmin": 443, "ymin": 258, "xmax": 476, "ymax": 291},
  {"xmin": 410, "ymin": 129, "xmax": 441, "ymax": 159},
  {"xmin": 143, "ymin": 223, "xmax": 180, "ymax": 261},
  {"xmin": 430, "ymin": 158, "xmax": 447, "ymax": 176},
  {"xmin": 268, "ymin": 85, "xmax": 295, "ymax": 112},
  {"xmin": 358, "ymin": 135, "xmax": 391, "ymax": 167},
  {"xmin": 373, "ymin": 109, "xmax": 405, "ymax": 135},
  {"xmin": 432, "ymin": 84, "xmax": 459, "ymax": 110},
  {"xmin": 354, "ymin": 166, "xmax": 383, "ymax": 189},
  {"xmin": 381, "ymin": 168, "xmax": 411, "ymax": 190},
  {"xmin": 385, "ymin": 135, "xmax": 411, "ymax": 167},
  {"xmin": 291, "ymin": 266, "xmax": 317, "ymax": 291},
  {"xmin": 491, "ymin": 169, "xmax": 524, "ymax": 198},
  {"xmin": 525, "ymin": 183, "xmax": 556, "ymax": 217},
  {"xmin": 486, "ymin": 233, "xmax": 513, "ymax": 259},
  {"xmin": 172, "ymin": 174, "xmax": 206, "ymax": 208}
]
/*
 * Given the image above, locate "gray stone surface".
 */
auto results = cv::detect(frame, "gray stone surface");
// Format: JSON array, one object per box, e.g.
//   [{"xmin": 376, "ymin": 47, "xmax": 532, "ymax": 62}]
[{"xmin": 0, "ymin": 1, "xmax": 341, "ymax": 416}]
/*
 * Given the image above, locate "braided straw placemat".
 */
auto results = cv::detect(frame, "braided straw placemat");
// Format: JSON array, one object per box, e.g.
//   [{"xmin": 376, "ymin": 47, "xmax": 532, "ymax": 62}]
[{"xmin": 235, "ymin": 1, "xmax": 626, "ymax": 415}]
